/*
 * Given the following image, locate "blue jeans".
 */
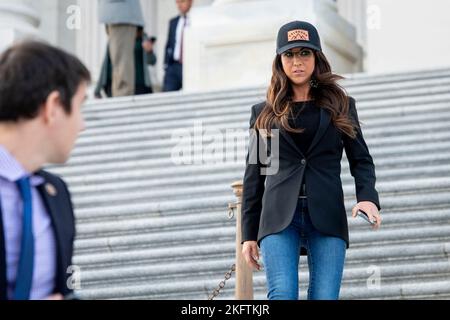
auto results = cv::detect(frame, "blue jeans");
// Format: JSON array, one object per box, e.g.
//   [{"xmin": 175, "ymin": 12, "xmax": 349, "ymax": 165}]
[{"xmin": 260, "ymin": 197, "xmax": 346, "ymax": 300}]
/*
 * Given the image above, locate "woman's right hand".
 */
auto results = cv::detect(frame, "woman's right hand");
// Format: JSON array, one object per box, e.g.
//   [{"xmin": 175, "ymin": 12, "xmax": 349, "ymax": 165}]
[
  {"xmin": 242, "ymin": 241, "xmax": 261, "ymax": 271},
  {"xmin": 142, "ymin": 39, "xmax": 154, "ymax": 53}
]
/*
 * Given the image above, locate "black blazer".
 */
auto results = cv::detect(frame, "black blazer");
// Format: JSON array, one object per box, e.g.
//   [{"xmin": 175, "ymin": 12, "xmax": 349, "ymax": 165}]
[
  {"xmin": 242, "ymin": 97, "xmax": 380, "ymax": 249},
  {"xmin": 0, "ymin": 170, "xmax": 76, "ymax": 300},
  {"xmin": 164, "ymin": 16, "xmax": 181, "ymax": 68}
]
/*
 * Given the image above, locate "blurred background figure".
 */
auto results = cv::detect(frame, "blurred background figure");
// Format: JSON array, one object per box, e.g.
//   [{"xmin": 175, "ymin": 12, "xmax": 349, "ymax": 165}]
[
  {"xmin": 98, "ymin": 0, "xmax": 145, "ymax": 97},
  {"xmin": 163, "ymin": 0, "xmax": 193, "ymax": 92},
  {"xmin": 95, "ymin": 27, "xmax": 157, "ymax": 98}
]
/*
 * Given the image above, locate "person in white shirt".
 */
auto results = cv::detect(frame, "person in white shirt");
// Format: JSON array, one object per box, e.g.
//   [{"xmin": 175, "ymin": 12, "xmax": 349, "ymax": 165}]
[{"xmin": 163, "ymin": 0, "xmax": 193, "ymax": 92}]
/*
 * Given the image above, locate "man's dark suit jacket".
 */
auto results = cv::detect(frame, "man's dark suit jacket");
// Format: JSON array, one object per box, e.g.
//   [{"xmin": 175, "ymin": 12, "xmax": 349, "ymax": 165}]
[
  {"xmin": 242, "ymin": 97, "xmax": 381, "ymax": 251},
  {"xmin": 164, "ymin": 16, "xmax": 181, "ymax": 68},
  {"xmin": 0, "ymin": 170, "xmax": 76, "ymax": 300}
]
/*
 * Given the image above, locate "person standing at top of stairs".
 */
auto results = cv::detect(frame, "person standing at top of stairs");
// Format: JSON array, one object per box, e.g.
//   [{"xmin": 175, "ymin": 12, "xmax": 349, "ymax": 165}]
[
  {"xmin": 163, "ymin": 0, "xmax": 194, "ymax": 92},
  {"xmin": 95, "ymin": 26, "xmax": 158, "ymax": 98},
  {"xmin": 98, "ymin": 0, "xmax": 146, "ymax": 97}
]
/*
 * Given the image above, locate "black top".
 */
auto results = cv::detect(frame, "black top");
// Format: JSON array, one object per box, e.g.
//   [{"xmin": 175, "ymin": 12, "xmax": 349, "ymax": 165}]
[{"xmin": 287, "ymin": 101, "xmax": 321, "ymax": 156}]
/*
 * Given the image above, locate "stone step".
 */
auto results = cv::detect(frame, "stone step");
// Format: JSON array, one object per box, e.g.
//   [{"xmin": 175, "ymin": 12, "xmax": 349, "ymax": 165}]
[
  {"xmin": 51, "ymin": 138, "xmax": 450, "ymax": 178},
  {"xmin": 70, "ymin": 176, "xmax": 450, "ymax": 209},
  {"xmin": 66, "ymin": 119, "xmax": 450, "ymax": 160},
  {"xmin": 247, "ymin": 277, "xmax": 450, "ymax": 301},
  {"xmin": 82, "ymin": 86, "xmax": 450, "ymax": 129},
  {"xmin": 64, "ymin": 122, "xmax": 450, "ymax": 167},
  {"xmin": 64, "ymin": 107, "xmax": 450, "ymax": 153},
  {"xmin": 80, "ymin": 69, "xmax": 450, "ymax": 111},
  {"xmin": 76, "ymin": 256, "xmax": 450, "ymax": 292},
  {"xmin": 83, "ymin": 79, "xmax": 450, "ymax": 129},
  {"xmin": 82, "ymin": 68, "xmax": 450, "ymax": 114},
  {"xmin": 76, "ymin": 268, "xmax": 450, "ymax": 300},
  {"xmin": 73, "ymin": 217, "xmax": 450, "ymax": 255},
  {"xmin": 346, "ymin": 76, "xmax": 450, "ymax": 96},
  {"xmin": 70, "ymin": 187, "xmax": 450, "ymax": 223},
  {"xmin": 74, "ymin": 204, "xmax": 450, "ymax": 252},
  {"xmin": 78, "ymin": 94, "xmax": 450, "ymax": 139},
  {"xmin": 81, "ymin": 84, "xmax": 450, "ymax": 121},
  {"xmin": 74, "ymin": 204, "xmax": 450, "ymax": 244},
  {"xmin": 58, "ymin": 151, "xmax": 450, "ymax": 192},
  {"xmin": 77, "ymin": 204, "xmax": 450, "ymax": 234},
  {"xmin": 342, "ymin": 68, "xmax": 450, "ymax": 84},
  {"xmin": 59, "ymin": 163, "xmax": 450, "ymax": 202},
  {"xmin": 66, "ymin": 151, "xmax": 450, "ymax": 196},
  {"xmin": 73, "ymin": 239, "xmax": 449, "ymax": 272}
]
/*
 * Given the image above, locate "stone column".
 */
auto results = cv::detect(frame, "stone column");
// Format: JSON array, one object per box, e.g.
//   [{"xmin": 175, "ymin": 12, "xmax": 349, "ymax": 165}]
[
  {"xmin": 74, "ymin": 0, "xmax": 108, "ymax": 88},
  {"xmin": 337, "ymin": 0, "xmax": 367, "ymax": 71},
  {"xmin": 0, "ymin": 0, "xmax": 40, "ymax": 52},
  {"xmin": 183, "ymin": 0, "xmax": 363, "ymax": 92}
]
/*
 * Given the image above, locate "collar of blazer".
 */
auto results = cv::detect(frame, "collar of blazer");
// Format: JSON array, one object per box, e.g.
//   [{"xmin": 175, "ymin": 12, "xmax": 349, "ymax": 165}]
[
  {"xmin": 276, "ymin": 107, "xmax": 332, "ymax": 158},
  {"xmin": 34, "ymin": 171, "xmax": 67, "ymax": 262}
]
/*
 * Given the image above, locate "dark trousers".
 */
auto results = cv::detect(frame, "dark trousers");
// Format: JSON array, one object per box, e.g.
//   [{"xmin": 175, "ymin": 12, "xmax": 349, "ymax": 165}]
[
  {"xmin": 163, "ymin": 62, "xmax": 183, "ymax": 92},
  {"xmin": 135, "ymin": 85, "xmax": 153, "ymax": 95},
  {"xmin": 104, "ymin": 84, "xmax": 152, "ymax": 97}
]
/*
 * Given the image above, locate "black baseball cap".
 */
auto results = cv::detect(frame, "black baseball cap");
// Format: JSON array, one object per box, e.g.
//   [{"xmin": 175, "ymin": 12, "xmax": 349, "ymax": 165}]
[{"xmin": 276, "ymin": 21, "xmax": 322, "ymax": 54}]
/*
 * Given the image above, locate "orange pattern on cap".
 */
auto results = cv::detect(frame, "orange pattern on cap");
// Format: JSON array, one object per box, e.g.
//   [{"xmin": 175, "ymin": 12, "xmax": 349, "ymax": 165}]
[{"xmin": 287, "ymin": 29, "xmax": 310, "ymax": 42}]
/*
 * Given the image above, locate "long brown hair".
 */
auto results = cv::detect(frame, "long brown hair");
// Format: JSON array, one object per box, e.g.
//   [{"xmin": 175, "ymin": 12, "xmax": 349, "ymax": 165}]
[{"xmin": 255, "ymin": 51, "xmax": 357, "ymax": 139}]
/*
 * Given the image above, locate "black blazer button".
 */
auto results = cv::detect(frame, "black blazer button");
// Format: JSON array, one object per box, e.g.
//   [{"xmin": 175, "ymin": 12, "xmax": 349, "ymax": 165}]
[{"xmin": 301, "ymin": 159, "xmax": 307, "ymax": 166}]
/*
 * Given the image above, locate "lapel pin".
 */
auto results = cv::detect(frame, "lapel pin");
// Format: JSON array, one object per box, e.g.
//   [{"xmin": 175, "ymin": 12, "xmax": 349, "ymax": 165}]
[{"xmin": 45, "ymin": 183, "xmax": 58, "ymax": 197}]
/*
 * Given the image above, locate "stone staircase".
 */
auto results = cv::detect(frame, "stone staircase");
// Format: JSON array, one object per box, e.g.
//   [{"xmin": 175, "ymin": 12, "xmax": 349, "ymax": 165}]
[{"xmin": 47, "ymin": 68, "xmax": 450, "ymax": 300}]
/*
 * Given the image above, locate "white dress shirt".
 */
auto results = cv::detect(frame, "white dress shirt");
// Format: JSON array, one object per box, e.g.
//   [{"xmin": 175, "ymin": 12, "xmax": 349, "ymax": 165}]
[{"xmin": 173, "ymin": 14, "xmax": 190, "ymax": 62}]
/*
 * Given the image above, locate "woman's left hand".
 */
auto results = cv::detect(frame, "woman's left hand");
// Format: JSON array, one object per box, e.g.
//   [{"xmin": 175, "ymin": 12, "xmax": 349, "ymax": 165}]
[{"xmin": 352, "ymin": 201, "xmax": 382, "ymax": 229}]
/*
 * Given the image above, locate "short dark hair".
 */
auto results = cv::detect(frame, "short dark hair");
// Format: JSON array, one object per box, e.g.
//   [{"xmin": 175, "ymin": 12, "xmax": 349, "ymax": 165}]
[{"xmin": 0, "ymin": 41, "xmax": 91, "ymax": 122}]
